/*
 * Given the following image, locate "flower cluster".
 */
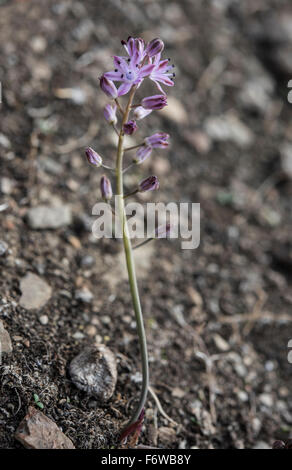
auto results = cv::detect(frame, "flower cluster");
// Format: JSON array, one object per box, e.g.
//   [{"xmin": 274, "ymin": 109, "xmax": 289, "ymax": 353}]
[
  {"xmin": 100, "ymin": 36, "xmax": 175, "ymax": 98},
  {"xmin": 88, "ymin": 36, "xmax": 174, "ymax": 194}
]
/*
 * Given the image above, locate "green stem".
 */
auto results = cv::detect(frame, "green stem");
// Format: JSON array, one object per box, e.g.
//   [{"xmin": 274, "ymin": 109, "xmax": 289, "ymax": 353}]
[{"xmin": 116, "ymin": 86, "xmax": 149, "ymax": 429}]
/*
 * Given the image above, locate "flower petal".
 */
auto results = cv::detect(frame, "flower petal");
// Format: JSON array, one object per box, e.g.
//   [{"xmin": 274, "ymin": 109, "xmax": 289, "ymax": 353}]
[
  {"xmin": 113, "ymin": 56, "xmax": 128, "ymax": 72},
  {"xmin": 118, "ymin": 82, "xmax": 132, "ymax": 96},
  {"xmin": 140, "ymin": 64, "xmax": 155, "ymax": 78},
  {"xmin": 104, "ymin": 70, "xmax": 122, "ymax": 81},
  {"xmin": 153, "ymin": 75, "xmax": 174, "ymax": 87}
]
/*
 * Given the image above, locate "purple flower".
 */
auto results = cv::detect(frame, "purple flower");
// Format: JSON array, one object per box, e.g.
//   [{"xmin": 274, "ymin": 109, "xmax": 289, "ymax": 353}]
[
  {"xmin": 141, "ymin": 94, "xmax": 167, "ymax": 110},
  {"xmin": 121, "ymin": 36, "xmax": 146, "ymax": 64},
  {"xmin": 104, "ymin": 103, "xmax": 117, "ymax": 125},
  {"xmin": 146, "ymin": 38, "xmax": 164, "ymax": 57},
  {"xmin": 123, "ymin": 120, "xmax": 138, "ymax": 135},
  {"xmin": 85, "ymin": 147, "xmax": 102, "ymax": 167},
  {"xmin": 100, "ymin": 175, "xmax": 113, "ymax": 201},
  {"xmin": 103, "ymin": 37, "xmax": 155, "ymax": 97},
  {"xmin": 155, "ymin": 222, "xmax": 172, "ymax": 238},
  {"xmin": 100, "ymin": 75, "xmax": 118, "ymax": 99},
  {"xmin": 133, "ymin": 106, "xmax": 152, "ymax": 120},
  {"xmin": 145, "ymin": 132, "xmax": 169, "ymax": 148},
  {"xmin": 149, "ymin": 53, "xmax": 175, "ymax": 94},
  {"xmin": 138, "ymin": 175, "xmax": 160, "ymax": 192},
  {"xmin": 133, "ymin": 146, "xmax": 152, "ymax": 164}
]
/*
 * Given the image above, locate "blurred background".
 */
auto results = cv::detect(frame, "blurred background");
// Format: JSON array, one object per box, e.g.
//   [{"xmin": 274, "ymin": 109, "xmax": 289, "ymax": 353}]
[{"xmin": 0, "ymin": 0, "xmax": 291, "ymax": 449}]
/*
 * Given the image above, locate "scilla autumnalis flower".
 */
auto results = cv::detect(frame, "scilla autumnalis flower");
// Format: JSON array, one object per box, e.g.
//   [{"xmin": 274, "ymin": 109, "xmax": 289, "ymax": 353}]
[{"xmin": 84, "ymin": 36, "xmax": 174, "ymax": 444}]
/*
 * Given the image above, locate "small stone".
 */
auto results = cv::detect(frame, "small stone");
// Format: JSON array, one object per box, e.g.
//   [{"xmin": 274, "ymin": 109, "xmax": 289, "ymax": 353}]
[
  {"xmin": 84, "ymin": 325, "xmax": 97, "ymax": 337},
  {"xmin": 30, "ymin": 36, "xmax": 47, "ymax": 53},
  {"xmin": 0, "ymin": 320, "xmax": 12, "ymax": 355},
  {"xmin": 80, "ymin": 255, "xmax": 95, "ymax": 268},
  {"xmin": 19, "ymin": 273, "xmax": 52, "ymax": 310},
  {"xmin": 75, "ymin": 287, "xmax": 94, "ymax": 303},
  {"xmin": 212, "ymin": 333, "xmax": 229, "ymax": 352},
  {"xmin": 0, "ymin": 177, "xmax": 15, "ymax": 195},
  {"xmin": 259, "ymin": 393, "xmax": 273, "ymax": 408},
  {"xmin": 252, "ymin": 417, "xmax": 261, "ymax": 434},
  {"xmin": 172, "ymin": 387, "xmax": 186, "ymax": 398},
  {"xmin": 239, "ymin": 77, "xmax": 274, "ymax": 113},
  {"xmin": 158, "ymin": 427, "xmax": 177, "ymax": 446},
  {"xmin": 27, "ymin": 205, "xmax": 72, "ymax": 229},
  {"xmin": 54, "ymin": 87, "xmax": 87, "ymax": 105},
  {"xmin": 184, "ymin": 130, "xmax": 211, "ymax": 154},
  {"xmin": 0, "ymin": 133, "xmax": 11, "ymax": 148},
  {"xmin": 0, "ymin": 240, "xmax": 8, "ymax": 256},
  {"xmin": 69, "ymin": 344, "xmax": 117, "ymax": 401},
  {"xmin": 39, "ymin": 315, "xmax": 48, "ymax": 325},
  {"xmin": 38, "ymin": 156, "xmax": 63, "ymax": 176},
  {"xmin": 280, "ymin": 142, "xmax": 292, "ymax": 179},
  {"xmin": 15, "ymin": 406, "xmax": 75, "ymax": 449},
  {"xmin": 237, "ymin": 391, "xmax": 249, "ymax": 402},
  {"xmin": 72, "ymin": 331, "xmax": 85, "ymax": 340},
  {"xmin": 204, "ymin": 113, "xmax": 254, "ymax": 148}
]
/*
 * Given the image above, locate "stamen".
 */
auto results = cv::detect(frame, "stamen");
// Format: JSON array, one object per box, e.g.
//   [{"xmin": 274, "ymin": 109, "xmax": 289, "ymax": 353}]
[{"xmin": 121, "ymin": 74, "xmax": 124, "ymax": 78}]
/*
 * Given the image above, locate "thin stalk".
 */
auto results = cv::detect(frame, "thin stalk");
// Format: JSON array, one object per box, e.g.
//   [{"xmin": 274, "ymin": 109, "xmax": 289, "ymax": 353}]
[
  {"xmin": 115, "ymin": 98, "xmax": 124, "ymax": 115},
  {"xmin": 124, "ymin": 143, "xmax": 144, "ymax": 152},
  {"xmin": 123, "ymin": 163, "xmax": 135, "ymax": 174},
  {"xmin": 116, "ymin": 85, "xmax": 149, "ymax": 429},
  {"xmin": 124, "ymin": 189, "xmax": 139, "ymax": 199},
  {"xmin": 133, "ymin": 238, "xmax": 154, "ymax": 250}
]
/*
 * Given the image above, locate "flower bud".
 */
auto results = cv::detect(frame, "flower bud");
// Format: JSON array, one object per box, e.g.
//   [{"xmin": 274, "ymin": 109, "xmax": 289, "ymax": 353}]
[
  {"xmin": 123, "ymin": 120, "xmax": 138, "ymax": 135},
  {"xmin": 104, "ymin": 103, "xmax": 117, "ymax": 125},
  {"xmin": 100, "ymin": 175, "xmax": 113, "ymax": 201},
  {"xmin": 145, "ymin": 132, "xmax": 169, "ymax": 148},
  {"xmin": 85, "ymin": 147, "xmax": 102, "ymax": 167},
  {"xmin": 133, "ymin": 106, "xmax": 152, "ymax": 120},
  {"xmin": 141, "ymin": 94, "xmax": 167, "ymax": 110},
  {"xmin": 146, "ymin": 38, "xmax": 164, "ymax": 57},
  {"xmin": 100, "ymin": 75, "xmax": 118, "ymax": 99},
  {"xmin": 138, "ymin": 175, "xmax": 159, "ymax": 192},
  {"xmin": 133, "ymin": 146, "xmax": 152, "ymax": 164},
  {"xmin": 155, "ymin": 223, "xmax": 171, "ymax": 238}
]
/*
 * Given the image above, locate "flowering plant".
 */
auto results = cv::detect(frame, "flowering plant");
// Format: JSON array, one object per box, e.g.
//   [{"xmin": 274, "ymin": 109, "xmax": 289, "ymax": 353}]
[{"xmin": 85, "ymin": 36, "xmax": 174, "ymax": 442}]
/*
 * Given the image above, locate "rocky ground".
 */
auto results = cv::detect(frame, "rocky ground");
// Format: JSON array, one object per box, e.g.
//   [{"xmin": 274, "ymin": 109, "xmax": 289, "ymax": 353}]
[{"xmin": 0, "ymin": 0, "xmax": 292, "ymax": 449}]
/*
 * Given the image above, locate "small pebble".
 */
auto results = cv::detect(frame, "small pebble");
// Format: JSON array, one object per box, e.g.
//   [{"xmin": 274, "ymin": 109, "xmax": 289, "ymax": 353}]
[
  {"xmin": 75, "ymin": 288, "xmax": 93, "ymax": 303},
  {"xmin": 72, "ymin": 331, "xmax": 85, "ymax": 340},
  {"xmin": 259, "ymin": 393, "xmax": 273, "ymax": 407},
  {"xmin": 39, "ymin": 315, "xmax": 48, "ymax": 325},
  {"xmin": 0, "ymin": 240, "xmax": 8, "ymax": 256},
  {"xmin": 69, "ymin": 344, "xmax": 117, "ymax": 401},
  {"xmin": 0, "ymin": 320, "xmax": 12, "ymax": 355},
  {"xmin": 84, "ymin": 325, "xmax": 97, "ymax": 337}
]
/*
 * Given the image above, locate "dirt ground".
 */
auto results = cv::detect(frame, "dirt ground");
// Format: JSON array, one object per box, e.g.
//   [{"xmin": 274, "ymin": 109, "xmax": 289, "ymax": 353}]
[{"xmin": 0, "ymin": 0, "xmax": 292, "ymax": 449}]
